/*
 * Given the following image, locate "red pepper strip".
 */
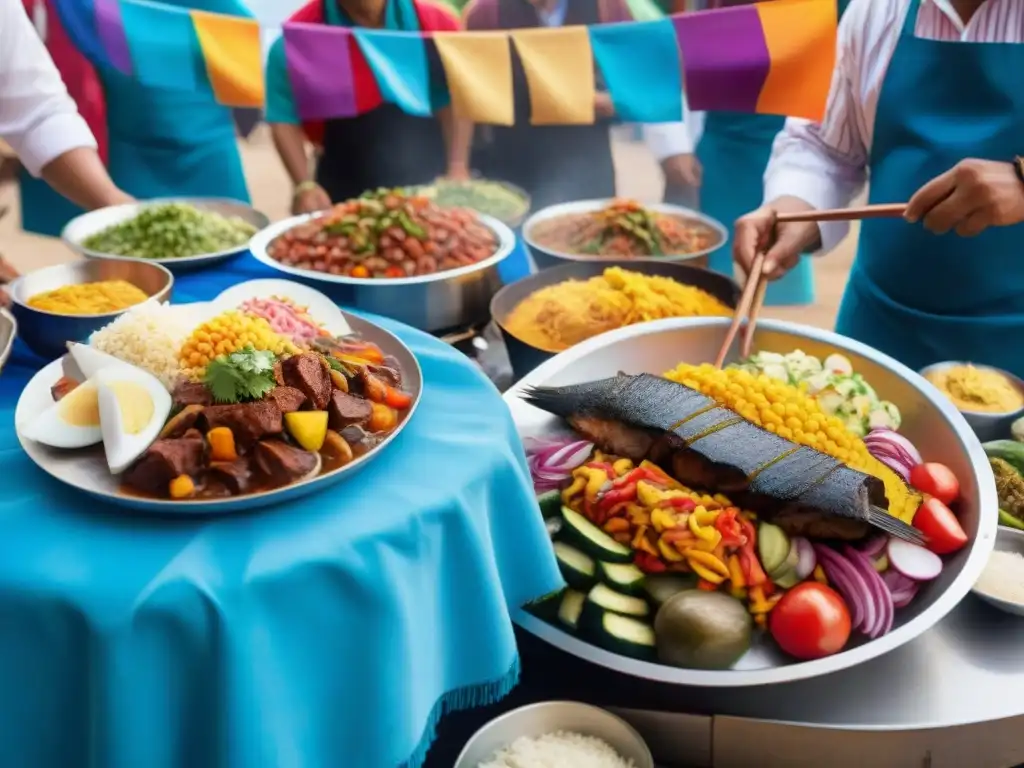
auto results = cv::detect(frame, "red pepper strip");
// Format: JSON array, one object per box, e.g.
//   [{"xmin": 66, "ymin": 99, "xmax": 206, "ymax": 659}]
[
  {"xmin": 604, "ymin": 500, "xmax": 632, "ymax": 519},
  {"xmin": 655, "ymin": 496, "xmax": 697, "ymax": 511},
  {"xmin": 613, "ymin": 467, "xmax": 668, "ymax": 488},
  {"xmin": 697, "ymin": 579, "xmax": 719, "ymax": 591},
  {"xmin": 599, "ymin": 482, "xmax": 638, "ymax": 511},
  {"xmin": 634, "ymin": 552, "xmax": 667, "ymax": 573},
  {"xmin": 384, "ymin": 386, "xmax": 412, "ymax": 410},
  {"xmin": 714, "ymin": 508, "xmax": 745, "ymax": 548},
  {"xmin": 739, "ymin": 549, "xmax": 769, "ymax": 588}
]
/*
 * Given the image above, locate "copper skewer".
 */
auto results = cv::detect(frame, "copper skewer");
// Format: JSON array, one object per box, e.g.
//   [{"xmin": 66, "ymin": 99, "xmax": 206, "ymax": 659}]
[
  {"xmin": 713, "ymin": 251, "xmax": 767, "ymax": 369},
  {"xmin": 775, "ymin": 203, "xmax": 907, "ymax": 224}
]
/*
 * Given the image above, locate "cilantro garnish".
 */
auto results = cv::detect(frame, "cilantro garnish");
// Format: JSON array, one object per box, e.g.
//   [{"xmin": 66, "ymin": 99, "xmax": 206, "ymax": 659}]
[{"xmin": 203, "ymin": 346, "xmax": 278, "ymax": 404}]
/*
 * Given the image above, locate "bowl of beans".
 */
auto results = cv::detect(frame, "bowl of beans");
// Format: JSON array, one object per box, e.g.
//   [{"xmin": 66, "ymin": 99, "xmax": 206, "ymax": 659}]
[
  {"xmin": 7, "ymin": 259, "xmax": 173, "ymax": 360},
  {"xmin": 248, "ymin": 188, "xmax": 517, "ymax": 333}
]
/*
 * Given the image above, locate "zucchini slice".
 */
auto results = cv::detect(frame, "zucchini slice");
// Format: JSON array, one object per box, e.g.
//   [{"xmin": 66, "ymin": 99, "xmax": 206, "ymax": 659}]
[
  {"xmin": 553, "ymin": 541, "xmax": 597, "ymax": 591},
  {"xmin": 595, "ymin": 612, "xmax": 656, "ymax": 660},
  {"xmin": 537, "ymin": 490, "xmax": 563, "ymax": 519},
  {"xmin": 598, "ymin": 562, "xmax": 646, "ymax": 596},
  {"xmin": 586, "ymin": 582, "xmax": 650, "ymax": 618},
  {"xmin": 556, "ymin": 589, "xmax": 587, "ymax": 632},
  {"xmin": 559, "ymin": 506, "xmax": 633, "ymax": 564}
]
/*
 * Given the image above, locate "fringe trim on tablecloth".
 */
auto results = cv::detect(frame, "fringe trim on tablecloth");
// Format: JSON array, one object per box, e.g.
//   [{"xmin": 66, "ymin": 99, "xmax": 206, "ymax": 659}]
[{"xmin": 400, "ymin": 653, "xmax": 521, "ymax": 768}]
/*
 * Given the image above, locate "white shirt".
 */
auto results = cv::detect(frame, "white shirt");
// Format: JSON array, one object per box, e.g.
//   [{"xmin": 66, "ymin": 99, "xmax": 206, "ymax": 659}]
[
  {"xmin": 764, "ymin": 0, "xmax": 1024, "ymax": 253},
  {"xmin": 0, "ymin": 0, "xmax": 96, "ymax": 177}
]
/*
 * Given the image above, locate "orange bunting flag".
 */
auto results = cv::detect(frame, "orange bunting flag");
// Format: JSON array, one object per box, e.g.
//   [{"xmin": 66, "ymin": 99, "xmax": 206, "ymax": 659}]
[
  {"xmin": 433, "ymin": 32, "xmax": 514, "ymax": 126},
  {"xmin": 191, "ymin": 11, "xmax": 264, "ymax": 108},
  {"xmin": 510, "ymin": 27, "xmax": 596, "ymax": 126}
]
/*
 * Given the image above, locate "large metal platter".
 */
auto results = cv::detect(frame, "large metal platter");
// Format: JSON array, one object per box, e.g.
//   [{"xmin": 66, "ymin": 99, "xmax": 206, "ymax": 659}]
[
  {"xmin": 14, "ymin": 311, "xmax": 422, "ymax": 515},
  {"xmin": 504, "ymin": 317, "xmax": 997, "ymax": 687},
  {"xmin": 0, "ymin": 307, "xmax": 15, "ymax": 373},
  {"xmin": 62, "ymin": 198, "xmax": 270, "ymax": 272},
  {"xmin": 522, "ymin": 199, "xmax": 728, "ymax": 270},
  {"xmin": 247, "ymin": 212, "xmax": 517, "ymax": 333}
]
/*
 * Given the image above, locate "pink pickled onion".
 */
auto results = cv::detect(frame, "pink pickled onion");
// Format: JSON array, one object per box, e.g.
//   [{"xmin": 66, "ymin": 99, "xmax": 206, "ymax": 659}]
[
  {"xmin": 523, "ymin": 436, "xmax": 594, "ymax": 492},
  {"xmin": 864, "ymin": 428, "xmax": 923, "ymax": 482}
]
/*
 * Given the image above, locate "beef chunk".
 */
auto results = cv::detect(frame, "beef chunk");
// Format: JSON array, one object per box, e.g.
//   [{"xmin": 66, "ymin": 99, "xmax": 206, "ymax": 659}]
[
  {"xmin": 254, "ymin": 440, "xmax": 319, "ymax": 485},
  {"xmin": 159, "ymin": 404, "xmax": 204, "ymax": 439},
  {"xmin": 273, "ymin": 360, "xmax": 285, "ymax": 387},
  {"xmin": 206, "ymin": 458, "xmax": 253, "ymax": 494},
  {"xmin": 172, "ymin": 380, "xmax": 212, "ymax": 409},
  {"xmin": 328, "ymin": 390, "xmax": 372, "ymax": 430},
  {"xmin": 123, "ymin": 436, "xmax": 206, "ymax": 493},
  {"xmin": 366, "ymin": 363, "xmax": 402, "ymax": 389},
  {"xmin": 267, "ymin": 386, "xmax": 307, "ymax": 413},
  {"xmin": 281, "ymin": 353, "xmax": 332, "ymax": 410},
  {"xmin": 50, "ymin": 376, "xmax": 80, "ymax": 402},
  {"xmin": 203, "ymin": 401, "xmax": 283, "ymax": 448}
]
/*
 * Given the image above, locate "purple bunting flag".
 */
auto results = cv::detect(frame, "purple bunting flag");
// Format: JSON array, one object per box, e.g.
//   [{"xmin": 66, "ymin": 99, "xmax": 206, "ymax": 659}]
[
  {"xmin": 94, "ymin": 0, "xmax": 133, "ymax": 75},
  {"xmin": 282, "ymin": 22, "xmax": 358, "ymax": 121}
]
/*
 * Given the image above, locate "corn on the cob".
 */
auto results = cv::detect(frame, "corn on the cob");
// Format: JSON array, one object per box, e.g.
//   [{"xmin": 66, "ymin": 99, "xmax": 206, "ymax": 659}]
[
  {"xmin": 663, "ymin": 363, "xmax": 921, "ymax": 523},
  {"xmin": 179, "ymin": 311, "xmax": 298, "ymax": 374}
]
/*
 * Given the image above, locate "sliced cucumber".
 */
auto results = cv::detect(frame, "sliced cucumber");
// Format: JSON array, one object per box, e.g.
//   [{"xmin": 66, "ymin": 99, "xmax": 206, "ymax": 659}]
[
  {"xmin": 557, "ymin": 589, "xmax": 587, "ymax": 632},
  {"xmin": 553, "ymin": 541, "xmax": 596, "ymax": 591},
  {"xmin": 758, "ymin": 522, "xmax": 790, "ymax": 575},
  {"xmin": 586, "ymin": 582, "xmax": 650, "ymax": 618},
  {"xmin": 598, "ymin": 562, "xmax": 646, "ymax": 596},
  {"xmin": 594, "ymin": 612, "xmax": 656, "ymax": 660},
  {"xmin": 772, "ymin": 566, "xmax": 802, "ymax": 589},
  {"xmin": 644, "ymin": 573, "xmax": 698, "ymax": 606},
  {"xmin": 559, "ymin": 506, "xmax": 633, "ymax": 564},
  {"xmin": 537, "ymin": 490, "xmax": 563, "ymax": 519},
  {"xmin": 769, "ymin": 538, "xmax": 801, "ymax": 581}
]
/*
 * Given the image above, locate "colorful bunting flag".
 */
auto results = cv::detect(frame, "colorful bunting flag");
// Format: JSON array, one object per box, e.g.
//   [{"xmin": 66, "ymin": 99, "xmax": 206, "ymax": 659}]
[
  {"xmin": 589, "ymin": 18, "xmax": 683, "ymax": 123},
  {"xmin": 119, "ymin": 0, "xmax": 200, "ymax": 92},
  {"xmin": 51, "ymin": 0, "xmax": 109, "ymax": 72},
  {"xmin": 94, "ymin": 0, "xmax": 132, "ymax": 74},
  {"xmin": 433, "ymin": 32, "xmax": 514, "ymax": 125},
  {"xmin": 282, "ymin": 23, "xmax": 358, "ymax": 121},
  {"xmin": 354, "ymin": 30, "xmax": 434, "ymax": 117},
  {"xmin": 191, "ymin": 11, "xmax": 263, "ymax": 108},
  {"xmin": 510, "ymin": 27, "xmax": 595, "ymax": 126}
]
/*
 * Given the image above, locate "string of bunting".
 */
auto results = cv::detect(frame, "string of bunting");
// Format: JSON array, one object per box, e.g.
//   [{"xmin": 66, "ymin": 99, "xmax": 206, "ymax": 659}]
[{"xmin": 55, "ymin": 0, "xmax": 836, "ymax": 125}]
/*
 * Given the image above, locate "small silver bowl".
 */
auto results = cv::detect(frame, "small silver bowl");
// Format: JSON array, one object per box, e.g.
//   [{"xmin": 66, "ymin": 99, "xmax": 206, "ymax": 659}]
[
  {"xmin": 454, "ymin": 701, "xmax": 654, "ymax": 768},
  {"xmin": 7, "ymin": 260, "xmax": 173, "ymax": 360},
  {"xmin": 972, "ymin": 526, "xmax": 1024, "ymax": 617},
  {"xmin": 918, "ymin": 361, "xmax": 1024, "ymax": 444}
]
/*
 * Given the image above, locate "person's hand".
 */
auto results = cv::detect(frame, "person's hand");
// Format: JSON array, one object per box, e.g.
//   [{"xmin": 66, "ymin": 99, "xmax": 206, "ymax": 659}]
[
  {"xmin": 904, "ymin": 159, "xmax": 1024, "ymax": 237},
  {"xmin": 291, "ymin": 182, "xmax": 332, "ymax": 215},
  {"xmin": 733, "ymin": 196, "xmax": 823, "ymax": 281},
  {"xmin": 594, "ymin": 92, "xmax": 616, "ymax": 119},
  {"xmin": 662, "ymin": 153, "xmax": 702, "ymax": 188}
]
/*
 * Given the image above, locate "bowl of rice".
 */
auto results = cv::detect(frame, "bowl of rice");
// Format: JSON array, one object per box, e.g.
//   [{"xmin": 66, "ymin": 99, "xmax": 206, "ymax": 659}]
[{"xmin": 455, "ymin": 701, "xmax": 653, "ymax": 768}]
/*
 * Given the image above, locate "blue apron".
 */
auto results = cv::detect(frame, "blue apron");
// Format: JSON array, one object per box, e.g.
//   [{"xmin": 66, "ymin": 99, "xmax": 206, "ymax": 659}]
[
  {"xmin": 834, "ymin": 0, "xmax": 1024, "ymax": 378},
  {"xmin": 695, "ymin": 111, "xmax": 815, "ymax": 306},
  {"xmin": 20, "ymin": 0, "xmax": 250, "ymax": 238}
]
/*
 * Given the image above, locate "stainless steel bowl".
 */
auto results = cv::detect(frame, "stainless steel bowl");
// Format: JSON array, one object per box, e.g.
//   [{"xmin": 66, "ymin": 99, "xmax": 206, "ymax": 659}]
[
  {"xmin": 61, "ymin": 197, "xmax": 270, "ymax": 273},
  {"xmin": 972, "ymin": 526, "xmax": 1024, "ymax": 617},
  {"xmin": 918, "ymin": 361, "xmax": 1024, "ymax": 444},
  {"xmin": 0, "ymin": 306, "xmax": 16, "ymax": 372},
  {"xmin": 505, "ymin": 317, "xmax": 997, "ymax": 687},
  {"xmin": 248, "ymin": 212, "xmax": 517, "ymax": 333},
  {"xmin": 522, "ymin": 199, "xmax": 727, "ymax": 271},
  {"xmin": 7, "ymin": 260, "xmax": 173, "ymax": 360},
  {"xmin": 454, "ymin": 701, "xmax": 654, "ymax": 768}
]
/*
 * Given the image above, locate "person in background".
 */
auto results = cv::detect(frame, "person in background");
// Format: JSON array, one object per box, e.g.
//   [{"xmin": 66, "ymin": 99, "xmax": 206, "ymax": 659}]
[
  {"xmin": 24, "ymin": 0, "xmax": 251, "ymax": 237},
  {"xmin": 733, "ymin": 0, "xmax": 1024, "ymax": 375},
  {"xmin": 266, "ymin": 0, "xmax": 466, "ymax": 216},
  {"xmin": 459, "ymin": 0, "xmax": 694, "ymax": 213}
]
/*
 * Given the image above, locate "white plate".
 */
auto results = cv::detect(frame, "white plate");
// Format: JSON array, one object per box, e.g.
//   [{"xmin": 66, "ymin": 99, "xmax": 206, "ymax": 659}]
[{"xmin": 212, "ymin": 279, "xmax": 352, "ymax": 336}]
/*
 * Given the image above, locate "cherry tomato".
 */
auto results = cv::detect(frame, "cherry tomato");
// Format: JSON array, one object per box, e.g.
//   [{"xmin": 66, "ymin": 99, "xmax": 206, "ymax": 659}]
[
  {"xmin": 769, "ymin": 582, "xmax": 851, "ymax": 660},
  {"xmin": 913, "ymin": 497, "xmax": 968, "ymax": 555},
  {"xmin": 909, "ymin": 462, "xmax": 960, "ymax": 505}
]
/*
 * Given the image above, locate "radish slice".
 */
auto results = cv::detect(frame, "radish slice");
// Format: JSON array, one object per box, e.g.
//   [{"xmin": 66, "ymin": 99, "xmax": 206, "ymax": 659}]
[
  {"xmin": 793, "ymin": 537, "xmax": 816, "ymax": 580},
  {"xmin": 887, "ymin": 538, "xmax": 943, "ymax": 581}
]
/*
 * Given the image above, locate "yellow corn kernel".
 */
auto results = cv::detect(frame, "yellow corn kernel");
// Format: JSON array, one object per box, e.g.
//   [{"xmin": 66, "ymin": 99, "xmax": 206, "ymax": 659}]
[{"xmin": 178, "ymin": 310, "xmax": 299, "ymax": 375}]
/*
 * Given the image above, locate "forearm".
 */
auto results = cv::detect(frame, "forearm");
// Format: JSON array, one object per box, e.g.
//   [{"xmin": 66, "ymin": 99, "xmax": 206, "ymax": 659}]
[
  {"xmin": 40, "ymin": 147, "xmax": 128, "ymax": 211},
  {"xmin": 440, "ymin": 107, "xmax": 472, "ymax": 175},
  {"xmin": 270, "ymin": 123, "xmax": 313, "ymax": 186}
]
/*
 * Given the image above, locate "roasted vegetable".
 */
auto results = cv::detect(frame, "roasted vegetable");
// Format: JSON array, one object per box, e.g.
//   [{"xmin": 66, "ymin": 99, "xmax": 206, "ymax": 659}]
[{"xmin": 285, "ymin": 411, "xmax": 329, "ymax": 452}]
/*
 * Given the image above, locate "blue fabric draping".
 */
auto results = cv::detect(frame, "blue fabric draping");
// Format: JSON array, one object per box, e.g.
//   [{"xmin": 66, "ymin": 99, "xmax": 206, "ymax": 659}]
[{"xmin": 0, "ymin": 243, "xmax": 559, "ymax": 768}]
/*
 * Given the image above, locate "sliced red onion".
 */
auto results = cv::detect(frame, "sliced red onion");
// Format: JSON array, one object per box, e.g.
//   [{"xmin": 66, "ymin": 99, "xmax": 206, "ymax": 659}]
[
  {"xmin": 867, "ymin": 428, "xmax": 923, "ymax": 465},
  {"xmin": 881, "ymin": 568, "xmax": 916, "ymax": 594},
  {"xmin": 814, "ymin": 545, "xmax": 869, "ymax": 632},
  {"xmin": 792, "ymin": 537, "xmax": 816, "ymax": 580},
  {"xmin": 860, "ymin": 535, "xmax": 887, "ymax": 558},
  {"xmin": 845, "ymin": 546, "xmax": 894, "ymax": 638},
  {"xmin": 864, "ymin": 429, "xmax": 923, "ymax": 481},
  {"xmin": 891, "ymin": 584, "xmax": 920, "ymax": 609},
  {"xmin": 544, "ymin": 441, "xmax": 594, "ymax": 473}
]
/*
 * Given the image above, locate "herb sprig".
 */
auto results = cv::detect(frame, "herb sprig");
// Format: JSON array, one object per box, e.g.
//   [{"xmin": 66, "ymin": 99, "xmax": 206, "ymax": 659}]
[{"xmin": 203, "ymin": 346, "xmax": 278, "ymax": 404}]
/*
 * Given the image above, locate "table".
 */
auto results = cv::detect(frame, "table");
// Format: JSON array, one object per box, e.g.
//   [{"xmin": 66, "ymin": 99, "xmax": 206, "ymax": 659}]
[{"xmin": 0, "ymin": 247, "xmax": 561, "ymax": 768}]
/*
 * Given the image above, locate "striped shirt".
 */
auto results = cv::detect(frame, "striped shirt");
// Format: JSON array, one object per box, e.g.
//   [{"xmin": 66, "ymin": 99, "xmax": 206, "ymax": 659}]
[{"xmin": 764, "ymin": 0, "xmax": 1024, "ymax": 253}]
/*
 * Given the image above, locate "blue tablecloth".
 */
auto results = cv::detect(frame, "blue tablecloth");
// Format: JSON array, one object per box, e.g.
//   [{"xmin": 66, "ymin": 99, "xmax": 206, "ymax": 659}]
[{"xmin": 0, "ymin": 245, "xmax": 562, "ymax": 768}]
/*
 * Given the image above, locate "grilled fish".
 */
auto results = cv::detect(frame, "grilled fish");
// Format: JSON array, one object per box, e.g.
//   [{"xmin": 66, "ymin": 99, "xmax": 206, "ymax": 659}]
[{"xmin": 522, "ymin": 373, "xmax": 924, "ymax": 545}]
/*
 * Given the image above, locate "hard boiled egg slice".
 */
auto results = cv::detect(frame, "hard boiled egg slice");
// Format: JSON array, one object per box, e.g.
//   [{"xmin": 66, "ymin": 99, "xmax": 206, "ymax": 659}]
[
  {"xmin": 69, "ymin": 342, "xmax": 135, "ymax": 380},
  {"xmin": 95, "ymin": 365, "xmax": 172, "ymax": 474},
  {"xmin": 20, "ymin": 378, "xmax": 103, "ymax": 448}
]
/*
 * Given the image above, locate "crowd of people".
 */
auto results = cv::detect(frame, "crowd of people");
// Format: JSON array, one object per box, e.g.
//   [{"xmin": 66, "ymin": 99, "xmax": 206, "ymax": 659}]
[{"xmin": 1, "ymin": 0, "xmax": 1023, "ymax": 374}]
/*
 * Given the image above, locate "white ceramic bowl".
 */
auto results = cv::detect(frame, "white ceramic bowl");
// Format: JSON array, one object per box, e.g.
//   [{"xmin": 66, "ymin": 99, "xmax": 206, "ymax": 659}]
[{"xmin": 972, "ymin": 526, "xmax": 1024, "ymax": 617}]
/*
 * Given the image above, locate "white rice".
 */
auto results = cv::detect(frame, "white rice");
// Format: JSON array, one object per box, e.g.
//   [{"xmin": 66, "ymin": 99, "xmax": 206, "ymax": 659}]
[
  {"xmin": 89, "ymin": 300, "xmax": 197, "ymax": 389},
  {"xmin": 478, "ymin": 730, "xmax": 635, "ymax": 768},
  {"xmin": 975, "ymin": 550, "xmax": 1024, "ymax": 605}
]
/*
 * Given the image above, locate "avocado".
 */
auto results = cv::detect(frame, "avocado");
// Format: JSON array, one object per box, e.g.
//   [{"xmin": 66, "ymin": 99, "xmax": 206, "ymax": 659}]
[{"xmin": 654, "ymin": 590, "xmax": 753, "ymax": 670}]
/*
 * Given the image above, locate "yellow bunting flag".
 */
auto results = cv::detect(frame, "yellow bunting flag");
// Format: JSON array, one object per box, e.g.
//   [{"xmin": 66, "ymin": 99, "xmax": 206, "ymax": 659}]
[
  {"xmin": 191, "ymin": 11, "xmax": 264, "ymax": 108},
  {"xmin": 510, "ymin": 27, "xmax": 595, "ymax": 126},
  {"xmin": 755, "ymin": 0, "xmax": 837, "ymax": 122},
  {"xmin": 434, "ymin": 32, "xmax": 515, "ymax": 126}
]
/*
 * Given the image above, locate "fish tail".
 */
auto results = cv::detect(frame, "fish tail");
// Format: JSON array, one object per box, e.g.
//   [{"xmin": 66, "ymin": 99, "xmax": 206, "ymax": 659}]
[{"xmin": 867, "ymin": 506, "xmax": 925, "ymax": 545}]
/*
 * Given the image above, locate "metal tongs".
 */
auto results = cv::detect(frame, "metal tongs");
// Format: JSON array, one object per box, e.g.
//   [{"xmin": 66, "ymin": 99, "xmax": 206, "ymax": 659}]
[{"xmin": 713, "ymin": 203, "xmax": 907, "ymax": 368}]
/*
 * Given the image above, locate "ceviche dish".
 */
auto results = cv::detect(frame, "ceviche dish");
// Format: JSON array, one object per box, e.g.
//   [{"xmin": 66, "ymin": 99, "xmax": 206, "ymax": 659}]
[
  {"xmin": 267, "ymin": 188, "xmax": 500, "ymax": 279},
  {"xmin": 523, "ymin": 350, "xmax": 970, "ymax": 668},
  {"xmin": 18, "ymin": 290, "xmax": 415, "ymax": 502},
  {"xmin": 529, "ymin": 199, "xmax": 721, "ymax": 259}
]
